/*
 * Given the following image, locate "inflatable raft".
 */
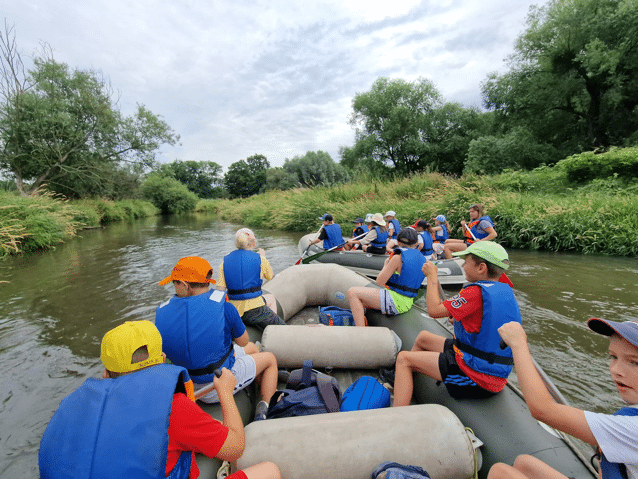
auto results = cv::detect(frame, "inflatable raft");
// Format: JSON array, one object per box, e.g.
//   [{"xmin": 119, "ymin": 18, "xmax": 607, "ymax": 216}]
[
  {"xmin": 197, "ymin": 264, "xmax": 597, "ymax": 479},
  {"xmin": 297, "ymin": 233, "xmax": 467, "ymax": 286}
]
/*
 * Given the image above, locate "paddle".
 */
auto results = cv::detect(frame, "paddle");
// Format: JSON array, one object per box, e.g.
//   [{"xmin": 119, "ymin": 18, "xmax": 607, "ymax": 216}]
[
  {"xmin": 464, "ymin": 223, "xmax": 513, "ymax": 287},
  {"xmin": 193, "ymin": 368, "xmax": 223, "ymax": 401},
  {"xmin": 299, "ymin": 232, "xmax": 368, "ymax": 265},
  {"xmin": 295, "ymin": 226, "xmax": 323, "ymax": 265}
]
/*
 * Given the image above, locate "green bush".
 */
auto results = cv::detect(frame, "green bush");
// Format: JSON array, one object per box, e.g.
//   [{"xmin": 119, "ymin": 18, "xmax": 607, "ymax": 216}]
[
  {"xmin": 557, "ymin": 147, "xmax": 638, "ymax": 183},
  {"xmin": 140, "ymin": 175, "xmax": 198, "ymax": 214}
]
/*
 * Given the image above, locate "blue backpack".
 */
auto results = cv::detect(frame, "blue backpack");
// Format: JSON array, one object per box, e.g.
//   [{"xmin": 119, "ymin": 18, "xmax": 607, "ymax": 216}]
[
  {"xmin": 340, "ymin": 376, "xmax": 391, "ymax": 412},
  {"xmin": 319, "ymin": 306, "xmax": 355, "ymax": 326},
  {"xmin": 372, "ymin": 462, "xmax": 431, "ymax": 479},
  {"xmin": 265, "ymin": 360, "xmax": 342, "ymax": 419}
]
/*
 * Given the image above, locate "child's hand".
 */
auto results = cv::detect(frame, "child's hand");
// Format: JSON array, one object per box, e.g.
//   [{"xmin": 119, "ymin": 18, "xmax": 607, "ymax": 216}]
[
  {"xmin": 257, "ymin": 248, "xmax": 265, "ymax": 256},
  {"xmin": 498, "ymin": 322, "xmax": 527, "ymax": 349},
  {"xmin": 214, "ymin": 367, "xmax": 237, "ymax": 395},
  {"xmin": 422, "ymin": 260, "xmax": 438, "ymax": 278}
]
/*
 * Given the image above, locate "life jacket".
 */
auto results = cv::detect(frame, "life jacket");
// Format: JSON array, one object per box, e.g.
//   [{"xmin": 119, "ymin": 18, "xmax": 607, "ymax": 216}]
[
  {"xmin": 388, "ymin": 219, "xmax": 401, "ymax": 240},
  {"xmin": 453, "ymin": 281, "xmax": 521, "ymax": 378},
  {"xmin": 224, "ymin": 249, "xmax": 263, "ymax": 300},
  {"xmin": 599, "ymin": 406, "xmax": 638, "ymax": 479},
  {"xmin": 322, "ymin": 223, "xmax": 344, "ymax": 249},
  {"xmin": 463, "ymin": 216, "xmax": 493, "ymax": 243},
  {"xmin": 419, "ymin": 231, "xmax": 434, "ymax": 256},
  {"xmin": 370, "ymin": 227, "xmax": 389, "ymax": 248},
  {"xmin": 39, "ymin": 364, "xmax": 194, "ymax": 479},
  {"xmin": 156, "ymin": 290, "xmax": 234, "ymax": 383},
  {"xmin": 353, "ymin": 225, "xmax": 369, "ymax": 237},
  {"xmin": 385, "ymin": 248, "xmax": 426, "ymax": 298},
  {"xmin": 434, "ymin": 224, "xmax": 448, "ymax": 243}
]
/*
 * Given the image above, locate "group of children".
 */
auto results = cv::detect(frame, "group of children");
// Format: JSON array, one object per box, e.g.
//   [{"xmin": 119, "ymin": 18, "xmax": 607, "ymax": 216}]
[{"xmin": 38, "ymin": 215, "xmax": 637, "ymax": 478}]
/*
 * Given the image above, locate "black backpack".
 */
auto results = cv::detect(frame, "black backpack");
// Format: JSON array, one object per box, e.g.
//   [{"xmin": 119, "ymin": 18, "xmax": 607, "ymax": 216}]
[{"xmin": 265, "ymin": 360, "xmax": 341, "ymax": 419}]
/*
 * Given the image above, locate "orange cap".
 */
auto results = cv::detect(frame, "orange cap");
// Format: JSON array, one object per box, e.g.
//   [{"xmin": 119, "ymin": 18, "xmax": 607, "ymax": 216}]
[{"xmin": 158, "ymin": 256, "xmax": 216, "ymax": 286}]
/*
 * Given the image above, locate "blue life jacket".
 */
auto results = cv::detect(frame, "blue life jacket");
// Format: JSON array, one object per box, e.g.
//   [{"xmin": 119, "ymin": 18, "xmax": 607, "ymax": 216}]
[
  {"xmin": 385, "ymin": 248, "xmax": 426, "ymax": 298},
  {"xmin": 453, "ymin": 281, "xmax": 521, "ymax": 378},
  {"xmin": 224, "ymin": 249, "xmax": 263, "ymax": 300},
  {"xmin": 353, "ymin": 225, "xmax": 369, "ymax": 237},
  {"xmin": 371, "ymin": 227, "xmax": 389, "ymax": 248},
  {"xmin": 156, "ymin": 290, "xmax": 234, "ymax": 383},
  {"xmin": 599, "ymin": 406, "xmax": 638, "ymax": 479},
  {"xmin": 419, "ymin": 231, "xmax": 434, "ymax": 256},
  {"xmin": 468, "ymin": 216, "xmax": 494, "ymax": 242},
  {"xmin": 434, "ymin": 224, "xmax": 448, "ymax": 243},
  {"xmin": 39, "ymin": 364, "xmax": 193, "ymax": 479},
  {"xmin": 322, "ymin": 223, "xmax": 344, "ymax": 249},
  {"xmin": 388, "ymin": 219, "xmax": 401, "ymax": 239}
]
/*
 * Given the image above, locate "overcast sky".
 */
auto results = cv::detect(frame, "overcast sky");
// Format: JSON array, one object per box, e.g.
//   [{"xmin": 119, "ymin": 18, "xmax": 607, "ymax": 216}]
[{"xmin": 5, "ymin": 1, "xmax": 546, "ymax": 171}]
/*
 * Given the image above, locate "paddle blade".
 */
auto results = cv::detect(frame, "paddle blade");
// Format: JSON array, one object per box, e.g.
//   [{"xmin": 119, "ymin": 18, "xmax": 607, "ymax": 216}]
[{"xmin": 499, "ymin": 272, "xmax": 514, "ymax": 287}]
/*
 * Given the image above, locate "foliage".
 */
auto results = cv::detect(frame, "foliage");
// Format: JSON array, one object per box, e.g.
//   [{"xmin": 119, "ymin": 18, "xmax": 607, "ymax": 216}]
[
  {"xmin": 140, "ymin": 174, "xmax": 198, "ymax": 214},
  {"xmin": 482, "ymin": 0, "xmax": 638, "ymax": 152},
  {"xmin": 74, "ymin": 198, "xmax": 158, "ymax": 222},
  {"xmin": 223, "ymin": 154, "xmax": 270, "ymax": 198},
  {"xmin": 265, "ymin": 167, "xmax": 297, "ymax": 191},
  {"xmin": 556, "ymin": 147, "xmax": 638, "ymax": 183},
  {"xmin": 464, "ymin": 128, "xmax": 561, "ymax": 174},
  {"xmin": 158, "ymin": 160, "xmax": 225, "ymax": 198},
  {"xmin": 0, "ymin": 26, "xmax": 178, "ymax": 197},
  {"xmin": 283, "ymin": 151, "xmax": 350, "ymax": 187}
]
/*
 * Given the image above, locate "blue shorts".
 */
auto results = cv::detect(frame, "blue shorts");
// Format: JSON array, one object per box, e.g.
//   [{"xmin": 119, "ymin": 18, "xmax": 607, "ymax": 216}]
[{"xmin": 439, "ymin": 339, "xmax": 497, "ymax": 400}]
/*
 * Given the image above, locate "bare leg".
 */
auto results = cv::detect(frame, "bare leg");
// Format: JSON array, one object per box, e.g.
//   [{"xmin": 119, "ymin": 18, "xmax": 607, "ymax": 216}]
[
  {"xmin": 251, "ymin": 352, "xmax": 278, "ymax": 403},
  {"xmin": 393, "ymin": 350, "xmax": 442, "ymax": 407},
  {"xmin": 412, "ymin": 330, "xmax": 447, "ymax": 352},
  {"xmin": 347, "ymin": 287, "xmax": 382, "ymax": 326},
  {"xmin": 263, "ymin": 294, "xmax": 277, "ymax": 314},
  {"xmin": 444, "ymin": 240, "xmax": 467, "ymax": 259},
  {"xmin": 241, "ymin": 461, "xmax": 282, "ymax": 479},
  {"xmin": 488, "ymin": 455, "xmax": 568, "ymax": 479},
  {"xmin": 243, "ymin": 342, "xmax": 259, "ymax": 355}
]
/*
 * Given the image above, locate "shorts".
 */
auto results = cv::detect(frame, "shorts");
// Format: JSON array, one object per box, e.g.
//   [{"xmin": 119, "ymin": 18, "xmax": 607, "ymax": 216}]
[
  {"xmin": 242, "ymin": 304, "xmax": 285, "ymax": 331},
  {"xmin": 365, "ymin": 245, "xmax": 388, "ymax": 255},
  {"xmin": 195, "ymin": 344, "xmax": 257, "ymax": 404},
  {"xmin": 438, "ymin": 339, "xmax": 497, "ymax": 400},
  {"xmin": 379, "ymin": 289, "xmax": 414, "ymax": 315}
]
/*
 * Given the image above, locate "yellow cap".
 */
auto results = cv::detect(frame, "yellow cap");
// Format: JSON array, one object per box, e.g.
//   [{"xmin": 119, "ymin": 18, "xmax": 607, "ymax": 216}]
[
  {"xmin": 100, "ymin": 321, "xmax": 164, "ymax": 373},
  {"xmin": 158, "ymin": 256, "xmax": 216, "ymax": 286}
]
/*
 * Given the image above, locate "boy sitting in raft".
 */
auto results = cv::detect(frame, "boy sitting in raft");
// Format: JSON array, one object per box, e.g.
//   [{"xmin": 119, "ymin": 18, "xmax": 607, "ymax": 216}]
[
  {"xmin": 347, "ymin": 228, "xmax": 425, "ymax": 327},
  {"xmin": 155, "ymin": 256, "xmax": 278, "ymax": 421},
  {"xmin": 345, "ymin": 213, "xmax": 389, "ymax": 254},
  {"xmin": 392, "ymin": 242, "xmax": 521, "ymax": 404},
  {"xmin": 488, "ymin": 319, "xmax": 638, "ymax": 479},
  {"xmin": 39, "ymin": 320, "xmax": 281, "ymax": 479}
]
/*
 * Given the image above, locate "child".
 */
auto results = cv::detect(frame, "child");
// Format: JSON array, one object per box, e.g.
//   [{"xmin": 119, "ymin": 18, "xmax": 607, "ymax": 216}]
[
  {"xmin": 309, "ymin": 214, "xmax": 344, "ymax": 250},
  {"xmin": 488, "ymin": 319, "xmax": 638, "ymax": 479},
  {"xmin": 348, "ymin": 228, "xmax": 426, "ymax": 327},
  {"xmin": 431, "ymin": 215, "xmax": 450, "ymax": 259},
  {"xmin": 414, "ymin": 219, "xmax": 434, "ymax": 260},
  {"xmin": 343, "ymin": 217, "xmax": 369, "ymax": 251},
  {"xmin": 347, "ymin": 213, "xmax": 389, "ymax": 254},
  {"xmin": 39, "ymin": 320, "xmax": 281, "ymax": 479},
  {"xmin": 392, "ymin": 241, "xmax": 521, "ymax": 405},
  {"xmin": 155, "ymin": 256, "xmax": 278, "ymax": 421}
]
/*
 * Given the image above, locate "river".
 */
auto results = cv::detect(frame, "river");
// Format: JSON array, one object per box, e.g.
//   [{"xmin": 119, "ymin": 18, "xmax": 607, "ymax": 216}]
[{"xmin": 1, "ymin": 214, "xmax": 637, "ymax": 477}]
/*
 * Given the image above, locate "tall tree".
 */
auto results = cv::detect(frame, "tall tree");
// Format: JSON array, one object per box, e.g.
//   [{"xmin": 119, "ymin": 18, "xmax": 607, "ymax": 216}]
[
  {"xmin": 0, "ymin": 24, "xmax": 178, "ymax": 196},
  {"xmin": 159, "ymin": 160, "xmax": 224, "ymax": 198},
  {"xmin": 223, "ymin": 154, "xmax": 270, "ymax": 198},
  {"xmin": 482, "ymin": 0, "xmax": 638, "ymax": 152},
  {"xmin": 283, "ymin": 150, "xmax": 350, "ymax": 187}
]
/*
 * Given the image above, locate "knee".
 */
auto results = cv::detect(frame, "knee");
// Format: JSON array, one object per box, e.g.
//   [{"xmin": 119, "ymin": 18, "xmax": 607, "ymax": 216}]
[
  {"xmin": 396, "ymin": 351, "xmax": 410, "ymax": 369},
  {"xmin": 487, "ymin": 462, "xmax": 510, "ymax": 479}
]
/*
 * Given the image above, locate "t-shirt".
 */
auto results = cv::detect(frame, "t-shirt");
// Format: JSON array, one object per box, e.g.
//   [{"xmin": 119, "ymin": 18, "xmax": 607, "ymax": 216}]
[
  {"xmin": 475, "ymin": 219, "xmax": 493, "ymax": 237},
  {"xmin": 442, "ymin": 285, "xmax": 508, "ymax": 393},
  {"xmin": 360, "ymin": 228, "xmax": 378, "ymax": 245},
  {"xmin": 584, "ymin": 407, "xmax": 638, "ymax": 479},
  {"xmin": 217, "ymin": 256, "xmax": 274, "ymax": 316},
  {"xmin": 167, "ymin": 393, "xmax": 248, "ymax": 479}
]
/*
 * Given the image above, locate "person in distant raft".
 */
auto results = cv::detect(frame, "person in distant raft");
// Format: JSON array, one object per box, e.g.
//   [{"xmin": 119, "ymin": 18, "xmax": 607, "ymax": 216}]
[
  {"xmin": 346, "ymin": 213, "xmax": 389, "ymax": 254},
  {"xmin": 343, "ymin": 217, "xmax": 369, "ymax": 251},
  {"xmin": 384, "ymin": 210, "xmax": 401, "ymax": 240},
  {"xmin": 309, "ymin": 214, "xmax": 344, "ymax": 251},
  {"xmin": 444, "ymin": 204, "xmax": 497, "ymax": 259},
  {"xmin": 38, "ymin": 320, "xmax": 281, "ymax": 479}
]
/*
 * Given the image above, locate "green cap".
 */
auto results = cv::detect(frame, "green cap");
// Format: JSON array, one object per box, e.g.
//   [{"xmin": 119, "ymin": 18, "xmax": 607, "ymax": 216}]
[{"xmin": 452, "ymin": 241, "xmax": 510, "ymax": 270}]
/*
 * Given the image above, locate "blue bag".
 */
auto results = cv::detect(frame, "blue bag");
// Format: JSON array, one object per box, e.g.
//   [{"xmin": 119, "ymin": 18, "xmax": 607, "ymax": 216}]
[
  {"xmin": 265, "ymin": 360, "xmax": 341, "ymax": 419},
  {"xmin": 340, "ymin": 376, "xmax": 390, "ymax": 411},
  {"xmin": 372, "ymin": 462, "xmax": 431, "ymax": 479},
  {"xmin": 319, "ymin": 306, "xmax": 355, "ymax": 326}
]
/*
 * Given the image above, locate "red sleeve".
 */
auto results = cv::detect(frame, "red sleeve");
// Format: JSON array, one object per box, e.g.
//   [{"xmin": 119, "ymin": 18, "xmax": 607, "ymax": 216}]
[
  {"xmin": 442, "ymin": 285, "xmax": 483, "ymax": 333},
  {"xmin": 167, "ymin": 393, "xmax": 230, "ymax": 479}
]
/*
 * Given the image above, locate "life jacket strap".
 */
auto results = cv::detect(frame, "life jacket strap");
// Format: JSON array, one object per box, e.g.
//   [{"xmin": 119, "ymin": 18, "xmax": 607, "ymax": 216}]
[
  {"xmin": 188, "ymin": 342, "xmax": 234, "ymax": 377},
  {"xmin": 453, "ymin": 339, "xmax": 514, "ymax": 365},
  {"xmin": 227, "ymin": 285, "xmax": 262, "ymax": 296}
]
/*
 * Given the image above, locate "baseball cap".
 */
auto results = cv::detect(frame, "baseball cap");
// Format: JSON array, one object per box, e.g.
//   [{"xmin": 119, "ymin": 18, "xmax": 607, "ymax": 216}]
[
  {"xmin": 364, "ymin": 213, "xmax": 373, "ymax": 223},
  {"xmin": 397, "ymin": 228, "xmax": 418, "ymax": 245},
  {"xmin": 452, "ymin": 241, "xmax": 510, "ymax": 270},
  {"xmin": 587, "ymin": 319, "xmax": 638, "ymax": 348},
  {"xmin": 370, "ymin": 213, "xmax": 386, "ymax": 226},
  {"xmin": 158, "ymin": 256, "xmax": 216, "ymax": 286},
  {"xmin": 436, "ymin": 215, "xmax": 447, "ymax": 222},
  {"xmin": 353, "ymin": 217, "xmax": 364, "ymax": 224},
  {"xmin": 319, "ymin": 214, "xmax": 333, "ymax": 221},
  {"xmin": 415, "ymin": 219, "xmax": 429, "ymax": 230},
  {"xmin": 101, "ymin": 321, "xmax": 164, "ymax": 373},
  {"xmin": 384, "ymin": 210, "xmax": 396, "ymax": 217}
]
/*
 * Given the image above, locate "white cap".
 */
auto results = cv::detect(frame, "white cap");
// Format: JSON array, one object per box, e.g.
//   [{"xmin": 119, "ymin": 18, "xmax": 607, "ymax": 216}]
[
  {"xmin": 384, "ymin": 210, "xmax": 396, "ymax": 217},
  {"xmin": 364, "ymin": 213, "xmax": 373, "ymax": 222}
]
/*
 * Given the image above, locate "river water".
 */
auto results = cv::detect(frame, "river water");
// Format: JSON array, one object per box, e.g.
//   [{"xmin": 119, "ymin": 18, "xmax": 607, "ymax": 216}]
[{"xmin": 1, "ymin": 214, "xmax": 637, "ymax": 477}]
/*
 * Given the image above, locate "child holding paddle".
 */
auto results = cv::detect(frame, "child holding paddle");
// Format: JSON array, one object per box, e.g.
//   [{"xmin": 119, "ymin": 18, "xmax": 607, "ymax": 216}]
[
  {"xmin": 488, "ymin": 319, "xmax": 638, "ymax": 479},
  {"xmin": 39, "ymin": 320, "xmax": 281, "ymax": 479}
]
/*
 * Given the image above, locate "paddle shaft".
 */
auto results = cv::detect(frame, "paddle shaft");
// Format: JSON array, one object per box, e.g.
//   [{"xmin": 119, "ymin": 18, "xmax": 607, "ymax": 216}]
[
  {"xmin": 464, "ymin": 222, "xmax": 478, "ymax": 241},
  {"xmin": 301, "ymin": 231, "xmax": 368, "ymax": 264},
  {"xmin": 295, "ymin": 226, "xmax": 324, "ymax": 265},
  {"xmin": 193, "ymin": 368, "xmax": 223, "ymax": 400}
]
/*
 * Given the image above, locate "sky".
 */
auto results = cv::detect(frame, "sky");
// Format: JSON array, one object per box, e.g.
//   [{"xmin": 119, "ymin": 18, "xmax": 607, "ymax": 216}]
[{"xmin": 4, "ymin": 1, "xmax": 547, "ymax": 172}]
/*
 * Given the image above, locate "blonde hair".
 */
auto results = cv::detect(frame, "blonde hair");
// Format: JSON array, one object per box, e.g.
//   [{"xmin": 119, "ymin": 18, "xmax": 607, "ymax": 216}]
[{"xmin": 235, "ymin": 228, "xmax": 257, "ymax": 250}]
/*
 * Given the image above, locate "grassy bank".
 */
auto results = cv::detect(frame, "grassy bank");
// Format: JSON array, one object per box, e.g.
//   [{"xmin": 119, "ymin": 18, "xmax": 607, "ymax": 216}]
[
  {"xmin": 204, "ymin": 168, "xmax": 638, "ymax": 257},
  {"xmin": 0, "ymin": 192, "xmax": 158, "ymax": 257}
]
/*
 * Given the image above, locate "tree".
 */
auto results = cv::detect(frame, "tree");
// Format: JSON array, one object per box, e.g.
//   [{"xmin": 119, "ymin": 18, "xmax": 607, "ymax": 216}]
[
  {"xmin": 283, "ymin": 150, "xmax": 350, "ymax": 187},
  {"xmin": 0, "ymin": 24, "xmax": 178, "ymax": 196},
  {"xmin": 265, "ymin": 167, "xmax": 297, "ymax": 191},
  {"xmin": 140, "ymin": 173, "xmax": 198, "ymax": 214},
  {"xmin": 159, "ymin": 160, "xmax": 224, "ymax": 198},
  {"xmin": 223, "ymin": 154, "xmax": 270, "ymax": 198},
  {"xmin": 482, "ymin": 0, "xmax": 638, "ymax": 153}
]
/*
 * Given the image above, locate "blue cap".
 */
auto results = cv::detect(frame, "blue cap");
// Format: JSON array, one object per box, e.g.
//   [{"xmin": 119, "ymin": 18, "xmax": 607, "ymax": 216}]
[
  {"xmin": 319, "ymin": 214, "xmax": 333, "ymax": 221},
  {"xmin": 588, "ymin": 319, "xmax": 638, "ymax": 348}
]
